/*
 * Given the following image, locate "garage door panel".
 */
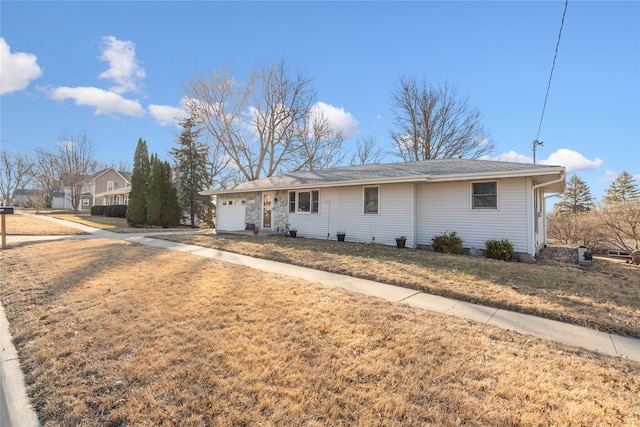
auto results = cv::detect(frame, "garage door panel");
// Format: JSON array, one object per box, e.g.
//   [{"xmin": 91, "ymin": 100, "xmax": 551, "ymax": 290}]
[{"xmin": 218, "ymin": 199, "xmax": 246, "ymax": 231}]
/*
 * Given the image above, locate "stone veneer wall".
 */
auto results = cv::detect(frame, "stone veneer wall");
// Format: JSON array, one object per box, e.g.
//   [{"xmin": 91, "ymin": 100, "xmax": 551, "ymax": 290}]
[
  {"xmin": 244, "ymin": 193, "xmax": 261, "ymax": 228},
  {"xmin": 272, "ymin": 190, "xmax": 289, "ymax": 232},
  {"xmin": 235, "ymin": 190, "xmax": 290, "ymax": 231}
]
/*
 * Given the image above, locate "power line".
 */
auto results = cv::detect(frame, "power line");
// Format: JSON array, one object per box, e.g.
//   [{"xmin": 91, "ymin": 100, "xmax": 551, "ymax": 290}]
[
  {"xmin": 533, "ymin": 0, "xmax": 569, "ymax": 161},
  {"xmin": 0, "ymin": 138, "xmax": 40, "ymax": 153}
]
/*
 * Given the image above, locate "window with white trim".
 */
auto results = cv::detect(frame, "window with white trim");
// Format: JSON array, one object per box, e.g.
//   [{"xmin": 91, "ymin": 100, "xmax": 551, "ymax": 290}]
[
  {"xmin": 107, "ymin": 181, "xmax": 115, "ymax": 192},
  {"xmin": 363, "ymin": 186, "xmax": 379, "ymax": 214},
  {"xmin": 289, "ymin": 190, "xmax": 319, "ymax": 213},
  {"xmin": 472, "ymin": 181, "xmax": 497, "ymax": 209}
]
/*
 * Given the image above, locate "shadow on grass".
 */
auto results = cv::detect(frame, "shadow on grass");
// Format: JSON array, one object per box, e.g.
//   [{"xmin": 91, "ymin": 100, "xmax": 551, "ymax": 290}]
[{"xmin": 157, "ymin": 233, "xmax": 640, "ymax": 338}]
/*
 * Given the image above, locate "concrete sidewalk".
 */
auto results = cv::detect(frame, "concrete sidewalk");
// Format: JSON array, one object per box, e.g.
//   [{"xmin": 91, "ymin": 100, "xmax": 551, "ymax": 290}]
[{"xmin": 2, "ymin": 215, "xmax": 640, "ymax": 426}]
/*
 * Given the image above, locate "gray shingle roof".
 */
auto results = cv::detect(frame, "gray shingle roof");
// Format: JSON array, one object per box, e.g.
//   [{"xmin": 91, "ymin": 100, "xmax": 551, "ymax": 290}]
[{"xmin": 207, "ymin": 159, "xmax": 564, "ymax": 194}]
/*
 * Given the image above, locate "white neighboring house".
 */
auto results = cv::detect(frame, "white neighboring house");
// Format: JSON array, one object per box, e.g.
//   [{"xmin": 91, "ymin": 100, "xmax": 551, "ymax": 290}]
[
  {"xmin": 203, "ymin": 159, "xmax": 566, "ymax": 256},
  {"xmin": 52, "ymin": 168, "xmax": 132, "ymax": 211}
]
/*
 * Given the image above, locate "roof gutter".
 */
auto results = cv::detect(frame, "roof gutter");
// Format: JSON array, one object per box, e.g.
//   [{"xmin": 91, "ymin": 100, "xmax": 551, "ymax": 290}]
[{"xmin": 532, "ymin": 169, "xmax": 566, "ymax": 193}]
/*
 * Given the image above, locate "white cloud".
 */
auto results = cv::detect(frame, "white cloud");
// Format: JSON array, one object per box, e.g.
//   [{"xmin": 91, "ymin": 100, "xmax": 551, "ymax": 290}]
[
  {"xmin": 0, "ymin": 38, "xmax": 43, "ymax": 95},
  {"xmin": 482, "ymin": 150, "xmax": 532, "ymax": 164},
  {"xmin": 483, "ymin": 148, "xmax": 603, "ymax": 173},
  {"xmin": 46, "ymin": 86, "xmax": 144, "ymax": 116},
  {"xmin": 540, "ymin": 148, "xmax": 603, "ymax": 172},
  {"xmin": 148, "ymin": 100, "xmax": 187, "ymax": 126},
  {"xmin": 311, "ymin": 102, "xmax": 358, "ymax": 137},
  {"xmin": 98, "ymin": 36, "xmax": 145, "ymax": 94}
]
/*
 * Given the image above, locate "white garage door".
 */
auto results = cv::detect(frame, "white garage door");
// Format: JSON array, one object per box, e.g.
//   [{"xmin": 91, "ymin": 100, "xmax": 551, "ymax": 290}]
[{"xmin": 217, "ymin": 199, "xmax": 246, "ymax": 231}]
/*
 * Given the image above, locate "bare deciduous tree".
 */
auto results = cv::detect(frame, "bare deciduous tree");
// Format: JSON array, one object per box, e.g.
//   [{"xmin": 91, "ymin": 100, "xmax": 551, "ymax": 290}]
[
  {"xmin": 186, "ymin": 61, "xmax": 345, "ymax": 183},
  {"xmin": 390, "ymin": 78, "xmax": 493, "ymax": 161},
  {"xmin": 34, "ymin": 149, "xmax": 62, "ymax": 208},
  {"xmin": 350, "ymin": 136, "xmax": 386, "ymax": 165},
  {"xmin": 56, "ymin": 132, "xmax": 98, "ymax": 211},
  {"xmin": 547, "ymin": 210, "xmax": 601, "ymax": 248},
  {"xmin": 293, "ymin": 111, "xmax": 345, "ymax": 171},
  {"xmin": 597, "ymin": 200, "xmax": 640, "ymax": 252},
  {"xmin": 26, "ymin": 189, "xmax": 47, "ymax": 213},
  {"xmin": 0, "ymin": 150, "xmax": 35, "ymax": 205}
]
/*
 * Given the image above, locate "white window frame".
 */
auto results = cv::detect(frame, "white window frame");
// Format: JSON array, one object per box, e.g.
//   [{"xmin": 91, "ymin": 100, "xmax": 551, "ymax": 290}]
[
  {"xmin": 471, "ymin": 181, "xmax": 498, "ymax": 210},
  {"xmin": 289, "ymin": 190, "xmax": 319, "ymax": 214},
  {"xmin": 107, "ymin": 181, "xmax": 115, "ymax": 192},
  {"xmin": 363, "ymin": 186, "xmax": 379, "ymax": 215}
]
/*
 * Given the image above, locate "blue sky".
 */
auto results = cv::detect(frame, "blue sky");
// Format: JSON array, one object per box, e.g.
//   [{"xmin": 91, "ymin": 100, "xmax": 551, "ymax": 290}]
[{"xmin": 1, "ymin": 1, "xmax": 638, "ymax": 201}]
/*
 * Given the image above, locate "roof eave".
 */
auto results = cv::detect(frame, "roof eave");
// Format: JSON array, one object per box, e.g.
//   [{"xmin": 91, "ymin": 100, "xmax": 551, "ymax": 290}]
[{"xmin": 201, "ymin": 166, "xmax": 565, "ymax": 196}]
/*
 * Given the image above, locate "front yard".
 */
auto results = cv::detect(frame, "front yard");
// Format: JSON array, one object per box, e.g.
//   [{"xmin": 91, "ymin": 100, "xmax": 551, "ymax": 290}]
[
  {"xmin": 1, "ymin": 236, "xmax": 638, "ymax": 426},
  {"xmin": 10, "ymin": 210, "xmax": 640, "ymax": 338},
  {"xmin": 160, "ymin": 232, "xmax": 640, "ymax": 339}
]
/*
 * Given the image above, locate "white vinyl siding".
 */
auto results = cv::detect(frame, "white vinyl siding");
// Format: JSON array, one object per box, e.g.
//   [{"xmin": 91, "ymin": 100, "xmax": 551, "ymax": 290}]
[
  {"xmin": 416, "ymin": 178, "xmax": 529, "ymax": 253},
  {"xmin": 287, "ymin": 183, "xmax": 414, "ymax": 246}
]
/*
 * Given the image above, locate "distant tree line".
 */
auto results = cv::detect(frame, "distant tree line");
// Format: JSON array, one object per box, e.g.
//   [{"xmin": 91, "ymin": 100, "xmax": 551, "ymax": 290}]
[
  {"xmin": 549, "ymin": 172, "xmax": 640, "ymax": 253},
  {"xmin": 1, "ymin": 131, "xmax": 98, "ymax": 212}
]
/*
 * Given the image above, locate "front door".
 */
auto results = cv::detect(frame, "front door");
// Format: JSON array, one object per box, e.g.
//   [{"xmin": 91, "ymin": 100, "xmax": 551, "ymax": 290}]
[{"xmin": 263, "ymin": 193, "xmax": 273, "ymax": 229}]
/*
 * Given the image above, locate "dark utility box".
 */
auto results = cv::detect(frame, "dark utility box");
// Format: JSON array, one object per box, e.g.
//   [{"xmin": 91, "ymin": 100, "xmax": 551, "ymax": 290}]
[{"xmin": 0, "ymin": 206, "xmax": 14, "ymax": 214}]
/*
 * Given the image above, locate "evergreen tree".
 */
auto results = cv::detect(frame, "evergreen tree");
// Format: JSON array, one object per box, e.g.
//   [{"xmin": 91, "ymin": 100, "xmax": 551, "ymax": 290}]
[
  {"xmin": 554, "ymin": 174, "xmax": 595, "ymax": 215},
  {"xmin": 147, "ymin": 154, "xmax": 181, "ymax": 228},
  {"xmin": 603, "ymin": 171, "xmax": 640, "ymax": 204},
  {"xmin": 127, "ymin": 138, "xmax": 150, "ymax": 226},
  {"xmin": 170, "ymin": 117, "xmax": 213, "ymax": 227}
]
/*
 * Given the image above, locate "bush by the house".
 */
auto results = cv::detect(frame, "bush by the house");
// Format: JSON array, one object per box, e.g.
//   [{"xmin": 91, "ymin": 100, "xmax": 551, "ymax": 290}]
[
  {"xmin": 485, "ymin": 239, "xmax": 514, "ymax": 261},
  {"xmin": 104, "ymin": 205, "xmax": 128, "ymax": 218},
  {"xmin": 91, "ymin": 205, "xmax": 106, "ymax": 216},
  {"xmin": 431, "ymin": 231, "xmax": 465, "ymax": 255}
]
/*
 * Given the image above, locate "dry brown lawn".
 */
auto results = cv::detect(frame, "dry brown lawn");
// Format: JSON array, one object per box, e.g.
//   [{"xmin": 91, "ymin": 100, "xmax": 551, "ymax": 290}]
[
  {"xmin": 3, "ymin": 211, "xmax": 87, "ymax": 235},
  {"xmin": 160, "ymin": 233, "xmax": 640, "ymax": 339},
  {"xmin": 7, "ymin": 211, "xmax": 640, "ymax": 339},
  {"xmin": 1, "ymin": 238, "xmax": 638, "ymax": 426}
]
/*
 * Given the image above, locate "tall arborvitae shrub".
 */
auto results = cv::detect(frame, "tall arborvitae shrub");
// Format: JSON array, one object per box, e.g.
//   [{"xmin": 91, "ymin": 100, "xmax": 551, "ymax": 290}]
[
  {"xmin": 127, "ymin": 138, "xmax": 150, "ymax": 226},
  {"xmin": 147, "ymin": 154, "xmax": 181, "ymax": 228}
]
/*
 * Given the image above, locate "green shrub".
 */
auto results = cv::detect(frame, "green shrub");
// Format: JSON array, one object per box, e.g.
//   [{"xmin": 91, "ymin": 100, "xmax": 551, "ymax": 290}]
[
  {"xmin": 431, "ymin": 231, "xmax": 465, "ymax": 255},
  {"xmin": 103, "ymin": 205, "xmax": 127, "ymax": 218},
  {"xmin": 109, "ymin": 205, "xmax": 127, "ymax": 218},
  {"xmin": 485, "ymin": 239, "xmax": 514, "ymax": 261},
  {"xmin": 91, "ymin": 205, "xmax": 106, "ymax": 216}
]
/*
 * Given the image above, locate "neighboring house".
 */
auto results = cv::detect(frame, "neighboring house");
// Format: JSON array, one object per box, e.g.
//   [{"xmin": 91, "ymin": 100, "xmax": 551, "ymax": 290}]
[
  {"xmin": 52, "ymin": 168, "xmax": 132, "ymax": 211},
  {"xmin": 203, "ymin": 159, "xmax": 566, "ymax": 256},
  {"xmin": 93, "ymin": 169, "xmax": 132, "ymax": 207},
  {"xmin": 12, "ymin": 189, "xmax": 29, "ymax": 207}
]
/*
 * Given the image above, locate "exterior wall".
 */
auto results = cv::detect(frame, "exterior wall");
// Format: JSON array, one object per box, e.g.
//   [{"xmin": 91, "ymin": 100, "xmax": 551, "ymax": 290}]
[
  {"xmin": 287, "ymin": 183, "xmax": 414, "ymax": 246},
  {"xmin": 216, "ymin": 177, "xmax": 539, "ymax": 254},
  {"xmin": 416, "ymin": 177, "xmax": 530, "ymax": 253},
  {"xmin": 271, "ymin": 190, "xmax": 289, "ymax": 231},
  {"xmin": 244, "ymin": 193, "xmax": 262, "ymax": 228}
]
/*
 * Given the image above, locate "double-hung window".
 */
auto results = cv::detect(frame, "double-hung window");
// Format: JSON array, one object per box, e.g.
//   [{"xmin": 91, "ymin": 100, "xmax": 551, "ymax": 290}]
[
  {"xmin": 289, "ymin": 190, "xmax": 319, "ymax": 213},
  {"xmin": 471, "ymin": 181, "xmax": 497, "ymax": 209},
  {"xmin": 363, "ymin": 186, "xmax": 379, "ymax": 214}
]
